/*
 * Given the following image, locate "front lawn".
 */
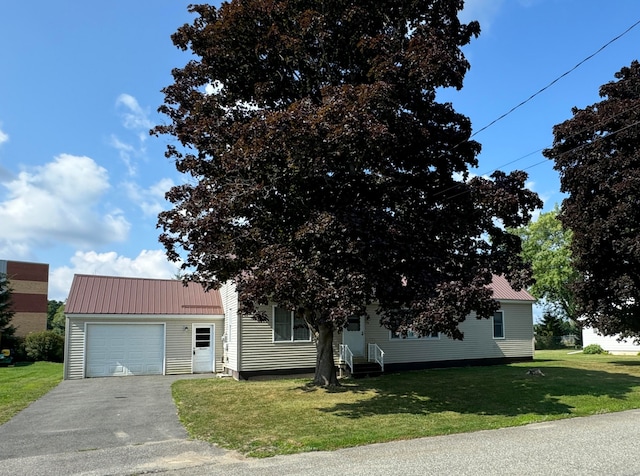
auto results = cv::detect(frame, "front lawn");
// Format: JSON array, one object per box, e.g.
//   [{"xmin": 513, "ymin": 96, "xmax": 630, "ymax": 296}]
[
  {"xmin": 0, "ymin": 362, "xmax": 63, "ymax": 424},
  {"xmin": 172, "ymin": 350, "xmax": 640, "ymax": 457}
]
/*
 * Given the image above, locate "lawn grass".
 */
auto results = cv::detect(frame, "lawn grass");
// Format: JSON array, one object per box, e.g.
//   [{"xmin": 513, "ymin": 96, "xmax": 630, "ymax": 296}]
[
  {"xmin": 0, "ymin": 362, "xmax": 63, "ymax": 424},
  {"xmin": 172, "ymin": 350, "xmax": 640, "ymax": 457}
]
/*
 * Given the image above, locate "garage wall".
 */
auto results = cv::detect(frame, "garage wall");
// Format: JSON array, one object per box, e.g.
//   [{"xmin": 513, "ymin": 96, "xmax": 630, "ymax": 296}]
[{"xmin": 64, "ymin": 315, "xmax": 224, "ymax": 380}]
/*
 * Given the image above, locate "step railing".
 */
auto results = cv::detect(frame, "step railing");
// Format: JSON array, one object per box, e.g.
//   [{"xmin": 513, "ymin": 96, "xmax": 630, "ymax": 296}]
[
  {"xmin": 339, "ymin": 344, "xmax": 354, "ymax": 373},
  {"xmin": 368, "ymin": 343, "xmax": 384, "ymax": 372}
]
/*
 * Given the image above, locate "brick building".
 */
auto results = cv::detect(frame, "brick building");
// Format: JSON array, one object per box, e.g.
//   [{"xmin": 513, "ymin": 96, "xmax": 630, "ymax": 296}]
[{"xmin": 0, "ymin": 260, "xmax": 49, "ymax": 336}]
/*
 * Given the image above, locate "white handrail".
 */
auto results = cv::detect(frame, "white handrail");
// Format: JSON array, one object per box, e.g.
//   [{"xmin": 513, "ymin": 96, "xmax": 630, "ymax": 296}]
[
  {"xmin": 339, "ymin": 344, "xmax": 354, "ymax": 373},
  {"xmin": 368, "ymin": 343, "xmax": 385, "ymax": 372}
]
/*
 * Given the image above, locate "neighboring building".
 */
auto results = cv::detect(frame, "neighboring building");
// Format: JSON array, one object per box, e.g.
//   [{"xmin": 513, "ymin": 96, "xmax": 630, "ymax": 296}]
[
  {"xmin": 582, "ymin": 326, "xmax": 640, "ymax": 355},
  {"xmin": 64, "ymin": 273, "xmax": 535, "ymax": 380},
  {"xmin": 0, "ymin": 260, "xmax": 48, "ymax": 337},
  {"xmin": 64, "ymin": 275, "xmax": 224, "ymax": 380}
]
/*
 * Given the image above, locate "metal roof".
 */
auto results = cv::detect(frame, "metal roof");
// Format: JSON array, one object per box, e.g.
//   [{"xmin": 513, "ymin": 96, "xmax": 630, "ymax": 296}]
[
  {"xmin": 65, "ymin": 274, "xmax": 224, "ymax": 315},
  {"xmin": 490, "ymin": 275, "xmax": 536, "ymax": 302}
]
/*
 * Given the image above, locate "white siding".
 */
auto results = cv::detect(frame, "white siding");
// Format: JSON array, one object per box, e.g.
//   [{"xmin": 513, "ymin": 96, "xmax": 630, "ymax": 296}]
[
  {"xmin": 582, "ymin": 327, "xmax": 640, "ymax": 354},
  {"xmin": 220, "ymin": 281, "xmax": 240, "ymax": 372},
  {"xmin": 64, "ymin": 315, "xmax": 223, "ymax": 379},
  {"xmin": 239, "ymin": 305, "xmax": 317, "ymax": 372},
  {"xmin": 363, "ymin": 301, "xmax": 534, "ymax": 365}
]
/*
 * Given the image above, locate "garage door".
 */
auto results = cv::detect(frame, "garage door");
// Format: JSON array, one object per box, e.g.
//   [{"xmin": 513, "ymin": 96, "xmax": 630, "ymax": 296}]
[{"xmin": 86, "ymin": 324, "xmax": 164, "ymax": 377}]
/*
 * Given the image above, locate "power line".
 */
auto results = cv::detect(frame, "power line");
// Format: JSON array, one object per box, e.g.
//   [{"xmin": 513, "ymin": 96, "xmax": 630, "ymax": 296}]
[{"xmin": 469, "ymin": 18, "xmax": 640, "ymax": 140}]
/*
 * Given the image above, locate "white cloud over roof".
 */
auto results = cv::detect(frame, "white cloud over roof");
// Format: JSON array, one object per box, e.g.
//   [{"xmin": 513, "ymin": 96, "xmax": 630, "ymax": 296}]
[{"xmin": 49, "ymin": 249, "xmax": 180, "ymax": 300}]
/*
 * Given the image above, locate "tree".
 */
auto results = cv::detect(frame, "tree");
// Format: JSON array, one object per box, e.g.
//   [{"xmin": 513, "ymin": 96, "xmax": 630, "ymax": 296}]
[
  {"xmin": 0, "ymin": 273, "xmax": 16, "ymax": 347},
  {"xmin": 155, "ymin": 0, "xmax": 541, "ymax": 386},
  {"xmin": 51, "ymin": 304, "xmax": 66, "ymax": 336},
  {"xmin": 47, "ymin": 300, "xmax": 63, "ymax": 330},
  {"xmin": 511, "ymin": 206, "xmax": 579, "ymax": 323},
  {"xmin": 544, "ymin": 60, "xmax": 640, "ymax": 340}
]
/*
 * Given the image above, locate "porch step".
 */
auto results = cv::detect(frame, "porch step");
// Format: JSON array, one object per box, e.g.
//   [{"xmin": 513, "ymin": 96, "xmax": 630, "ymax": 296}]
[{"xmin": 349, "ymin": 361, "xmax": 383, "ymax": 379}]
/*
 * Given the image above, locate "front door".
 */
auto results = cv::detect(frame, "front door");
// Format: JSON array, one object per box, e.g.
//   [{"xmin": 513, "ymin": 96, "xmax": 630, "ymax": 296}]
[
  {"xmin": 192, "ymin": 325, "xmax": 214, "ymax": 373},
  {"xmin": 343, "ymin": 316, "xmax": 365, "ymax": 357}
]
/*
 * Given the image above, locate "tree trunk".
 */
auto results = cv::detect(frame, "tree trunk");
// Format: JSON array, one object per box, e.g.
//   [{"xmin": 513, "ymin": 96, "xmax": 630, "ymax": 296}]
[{"xmin": 313, "ymin": 323, "xmax": 339, "ymax": 387}]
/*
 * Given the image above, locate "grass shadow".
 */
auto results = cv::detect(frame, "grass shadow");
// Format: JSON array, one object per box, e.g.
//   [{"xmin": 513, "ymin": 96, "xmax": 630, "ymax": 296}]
[{"xmin": 319, "ymin": 365, "xmax": 640, "ymax": 419}]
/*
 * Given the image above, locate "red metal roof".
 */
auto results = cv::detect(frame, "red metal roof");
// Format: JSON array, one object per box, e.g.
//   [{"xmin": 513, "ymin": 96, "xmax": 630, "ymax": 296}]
[
  {"xmin": 65, "ymin": 274, "xmax": 224, "ymax": 315},
  {"xmin": 490, "ymin": 275, "xmax": 536, "ymax": 302}
]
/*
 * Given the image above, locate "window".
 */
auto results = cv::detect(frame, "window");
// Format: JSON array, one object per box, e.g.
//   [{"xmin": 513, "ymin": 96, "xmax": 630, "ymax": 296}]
[
  {"xmin": 273, "ymin": 306, "xmax": 311, "ymax": 342},
  {"xmin": 493, "ymin": 311, "xmax": 505, "ymax": 339},
  {"xmin": 391, "ymin": 329, "xmax": 440, "ymax": 340}
]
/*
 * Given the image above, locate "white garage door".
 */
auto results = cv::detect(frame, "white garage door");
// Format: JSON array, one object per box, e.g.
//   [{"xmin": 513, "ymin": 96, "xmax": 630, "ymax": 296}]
[{"xmin": 86, "ymin": 324, "xmax": 164, "ymax": 377}]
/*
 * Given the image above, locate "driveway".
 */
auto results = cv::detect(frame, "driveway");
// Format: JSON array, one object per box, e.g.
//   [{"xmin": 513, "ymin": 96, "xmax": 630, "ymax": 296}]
[{"xmin": 0, "ymin": 375, "xmax": 229, "ymax": 475}]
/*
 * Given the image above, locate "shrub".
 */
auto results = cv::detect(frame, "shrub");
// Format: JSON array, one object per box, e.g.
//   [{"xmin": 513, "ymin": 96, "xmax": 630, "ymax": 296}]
[
  {"xmin": 24, "ymin": 331, "xmax": 64, "ymax": 362},
  {"xmin": 583, "ymin": 344, "xmax": 607, "ymax": 355}
]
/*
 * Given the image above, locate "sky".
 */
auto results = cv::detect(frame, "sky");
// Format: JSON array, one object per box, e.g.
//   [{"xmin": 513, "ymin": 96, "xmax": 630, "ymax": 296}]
[{"xmin": 1, "ymin": 0, "xmax": 639, "ymax": 302}]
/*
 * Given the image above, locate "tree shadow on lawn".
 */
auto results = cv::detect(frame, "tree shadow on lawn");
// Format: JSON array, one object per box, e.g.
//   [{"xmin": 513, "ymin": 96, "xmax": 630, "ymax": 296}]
[{"xmin": 318, "ymin": 366, "xmax": 640, "ymax": 419}]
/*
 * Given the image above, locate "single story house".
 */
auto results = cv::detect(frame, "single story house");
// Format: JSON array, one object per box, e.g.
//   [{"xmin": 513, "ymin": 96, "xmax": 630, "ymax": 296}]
[
  {"xmin": 65, "ymin": 274, "xmax": 535, "ymax": 379},
  {"xmin": 582, "ymin": 326, "xmax": 640, "ymax": 355},
  {"xmin": 64, "ymin": 275, "xmax": 224, "ymax": 379},
  {"xmin": 220, "ymin": 274, "xmax": 536, "ymax": 380}
]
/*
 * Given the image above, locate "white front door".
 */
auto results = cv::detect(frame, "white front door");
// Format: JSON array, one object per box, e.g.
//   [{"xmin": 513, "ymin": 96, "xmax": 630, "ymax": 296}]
[
  {"xmin": 192, "ymin": 325, "xmax": 215, "ymax": 373},
  {"xmin": 343, "ymin": 316, "xmax": 365, "ymax": 357}
]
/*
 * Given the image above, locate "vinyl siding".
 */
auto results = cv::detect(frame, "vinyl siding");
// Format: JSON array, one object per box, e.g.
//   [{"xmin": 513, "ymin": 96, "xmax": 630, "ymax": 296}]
[
  {"xmin": 64, "ymin": 315, "xmax": 223, "ymax": 379},
  {"xmin": 239, "ymin": 305, "xmax": 317, "ymax": 371},
  {"xmin": 220, "ymin": 282, "xmax": 239, "ymax": 372},
  {"xmin": 64, "ymin": 318, "xmax": 86, "ymax": 380},
  {"xmin": 363, "ymin": 301, "xmax": 534, "ymax": 364},
  {"xmin": 582, "ymin": 327, "xmax": 640, "ymax": 354}
]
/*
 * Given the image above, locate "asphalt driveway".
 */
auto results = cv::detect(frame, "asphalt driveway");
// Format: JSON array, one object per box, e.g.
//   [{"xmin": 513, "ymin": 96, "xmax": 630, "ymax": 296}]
[{"xmin": 0, "ymin": 374, "xmax": 228, "ymax": 475}]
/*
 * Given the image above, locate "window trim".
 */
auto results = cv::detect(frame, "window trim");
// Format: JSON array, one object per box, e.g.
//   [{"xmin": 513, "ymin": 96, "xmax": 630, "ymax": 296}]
[
  {"xmin": 272, "ymin": 305, "xmax": 312, "ymax": 343},
  {"xmin": 390, "ymin": 329, "xmax": 440, "ymax": 341},
  {"xmin": 493, "ymin": 310, "xmax": 505, "ymax": 339}
]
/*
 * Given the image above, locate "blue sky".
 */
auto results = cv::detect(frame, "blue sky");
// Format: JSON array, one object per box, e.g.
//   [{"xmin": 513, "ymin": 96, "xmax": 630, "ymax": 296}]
[{"xmin": 1, "ymin": 0, "xmax": 639, "ymax": 301}]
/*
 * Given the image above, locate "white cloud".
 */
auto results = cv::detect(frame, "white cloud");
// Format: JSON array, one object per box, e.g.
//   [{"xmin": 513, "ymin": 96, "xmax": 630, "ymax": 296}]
[
  {"xmin": 110, "ymin": 134, "xmax": 137, "ymax": 175},
  {"xmin": 112, "ymin": 94, "xmax": 154, "ymax": 176},
  {"xmin": 123, "ymin": 178, "xmax": 175, "ymax": 217},
  {"xmin": 0, "ymin": 154, "xmax": 130, "ymax": 254},
  {"xmin": 116, "ymin": 93, "xmax": 154, "ymax": 134},
  {"xmin": 49, "ymin": 249, "xmax": 181, "ymax": 300},
  {"xmin": 0, "ymin": 127, "xmax": 8, "ymax": 145}
]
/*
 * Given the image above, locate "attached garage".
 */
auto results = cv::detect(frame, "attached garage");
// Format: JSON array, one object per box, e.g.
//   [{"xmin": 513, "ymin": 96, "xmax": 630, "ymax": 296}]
[
  {"xmin": 85, "ymin": 324, "xmax": 165, "ymax": 377},
  {"xmin": 64, "ymin": 275, "xmax": 224, "ymax": 380}
]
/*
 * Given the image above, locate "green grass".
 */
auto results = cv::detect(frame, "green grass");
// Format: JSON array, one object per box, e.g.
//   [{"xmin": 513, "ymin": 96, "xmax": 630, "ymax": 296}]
[
  {"xmin": 172, "ymin": 350, "xmax": 640, "ymax": 457},
  {"xmin": 0, "ymin": 362, "xmax": 63, "ymax": 424}
]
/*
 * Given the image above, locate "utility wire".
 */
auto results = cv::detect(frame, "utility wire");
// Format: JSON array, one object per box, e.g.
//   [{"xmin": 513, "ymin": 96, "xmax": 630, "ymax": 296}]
[
  {"xmin": 445, "ymin": 117, "xmax": 640, "ymax": 203},
  {"xmin": 469, "ymin": 17, "xmax": 640, "ymax": 140}
]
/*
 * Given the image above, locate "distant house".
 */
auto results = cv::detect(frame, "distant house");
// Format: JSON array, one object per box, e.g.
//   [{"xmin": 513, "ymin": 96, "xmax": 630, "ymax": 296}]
[
  {"xmin": 0, "ymin": 260, "xmax": 48, "ymax": 336},
  {"xmin": 582, "ymin": 327, "xmax": 640, "ymax": 355},
  {"xmin": 64, "ymin": 274, "xmax": 535, "ymax": 380}
]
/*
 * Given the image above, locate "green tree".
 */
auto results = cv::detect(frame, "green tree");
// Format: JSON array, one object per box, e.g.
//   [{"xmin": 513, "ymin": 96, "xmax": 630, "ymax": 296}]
[
  {"xmin": 511, "ymin": 206, "xmax": 578, "ymax": 323},
  {"xmin": 155, "ymin": 0, "xmax": 541, "ymax": 386},
  {"xmin": 51, "ymin": 304, "xmax": 65, "ymax": 336},
  {"xmin": 47, "ymin": 300, "xmax": 63, "ymax": 330},
  {"xmin": 0, "ymin": 273, "xmax": 16, "ymax": 347},
  {"xmin": 544, "ymin": 60, "xmax": 640, "ymax": 340},
  {"xmin": 535, "ymin": 312, "xmax": 563, "ymax": 337}
]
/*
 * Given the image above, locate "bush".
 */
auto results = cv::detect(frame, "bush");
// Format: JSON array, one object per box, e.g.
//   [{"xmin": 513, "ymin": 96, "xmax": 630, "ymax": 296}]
[
  {"xmin": 24, "ymin": 331, "xmax": 64, "ymax": 362},
  {"xmin": 583, "ymin": 344, "xmax": 607, "ymax": 355}
]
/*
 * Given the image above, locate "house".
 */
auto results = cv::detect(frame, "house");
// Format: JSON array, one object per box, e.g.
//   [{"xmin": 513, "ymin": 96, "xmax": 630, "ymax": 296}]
[
  {"xmin": 63, "ymin": 275, "xmax": 224, "ymax": 379},
  {"xmin": 64, "ymin": 273, "xmax": 535, "ymax": 380},
  {"xmin": 220, "ymin": 275, "xmax": 536, "ymax": 380},
  {"xmin": 582, "ymin": 326, "xmax": 640, "ymax": 355},
  {"xmin": 0, "ymin": 260, "xmax": 48, "ymax": 337}
]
